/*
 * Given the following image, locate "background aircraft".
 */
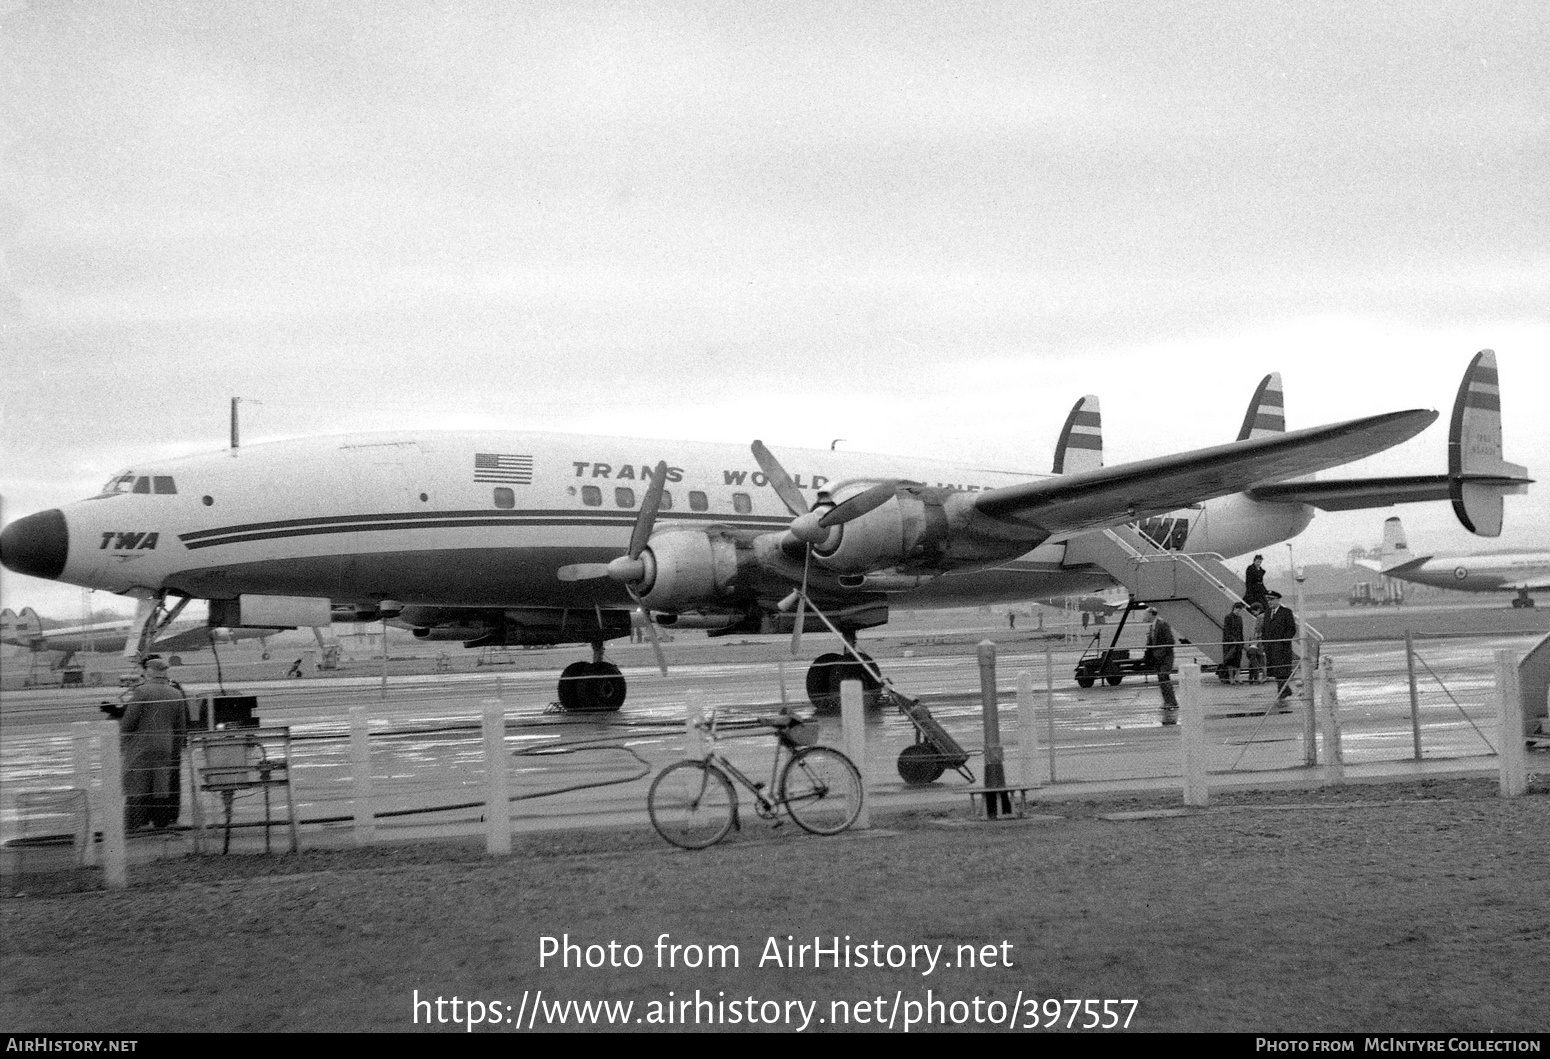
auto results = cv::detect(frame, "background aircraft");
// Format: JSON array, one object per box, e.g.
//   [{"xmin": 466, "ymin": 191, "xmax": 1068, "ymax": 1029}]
[
  {"xmin": 1356, "ymin": 517, "xmax": 1549, "ymax": 608},
  {"xmin": 1, "ymin": 606, "xmax": 284, "ymax": 668}
]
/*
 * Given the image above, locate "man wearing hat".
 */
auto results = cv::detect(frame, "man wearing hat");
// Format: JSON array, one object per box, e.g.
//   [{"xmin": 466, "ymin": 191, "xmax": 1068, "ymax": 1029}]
[
  {"xmin": 1261, "ymin": 591, "xmax": 1299, "ymax": 702},
  {"xmin": 118, "ymin": 655, "xmax": 189, "ymax": 830}
]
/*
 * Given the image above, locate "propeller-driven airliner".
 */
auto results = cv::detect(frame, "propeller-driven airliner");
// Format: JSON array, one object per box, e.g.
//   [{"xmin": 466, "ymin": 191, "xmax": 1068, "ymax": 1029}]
[{"xmin": 0, "ymin": 351, "xmax": 1528, "ymax": 711}]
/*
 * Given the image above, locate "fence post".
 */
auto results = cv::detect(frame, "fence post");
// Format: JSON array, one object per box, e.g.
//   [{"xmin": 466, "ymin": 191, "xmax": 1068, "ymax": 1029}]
[
  {"xmin": 1495, "ymin": 650, "xmax": 1527, "ymax": 797},
  {"xmin": 1317, "ymin": 656, "xmax": 1343, "ymax": 785},
  {"xmin": 1016, "ymin": 670, "xmax": 1045, "ymax": 788},
  {"xmin": 1405, "ymin": 631, "xmax": 1422, "ymax": 761},
  {"xmin": 96, "ymin": 720, "xmax": 127, "ymax": 889},
  {"xmin": 840, "ymin": 679, "xmax": 870, "ymax": 830},
  {"xmin": 349, "ymin": 705, "xmax": 375, "ymax": 844},
  {"xmin": 1044, "ymin": 645, "xmax": 1057, "ymax": 783},
  {"xmin": 72, "ymin": 722, "xmax": 97, "ymax": 867},
  {"xmin": 482, "ymin": 699, "xmax": 511, "ymax": 854},
  {"xmin": 978, "ymin": 641, "xmax": 1010, "ymax": 818},
  {"xmin": 1178, "ymin": 662, "xmax": 1208, "ymax": 807}
]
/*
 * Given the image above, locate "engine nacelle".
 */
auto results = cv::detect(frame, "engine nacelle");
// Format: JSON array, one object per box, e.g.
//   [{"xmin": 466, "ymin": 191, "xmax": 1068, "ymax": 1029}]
[
  {"xmin": 814, "ymin": 491, "xmax": 939, "ymax": 574},
  {"xmin": 638, "ymin": 529, "xmax": 744, "ymax": 611},
  {"xmin": 412, "ymin": 625, "xmax": 489, "ymax": 641}
]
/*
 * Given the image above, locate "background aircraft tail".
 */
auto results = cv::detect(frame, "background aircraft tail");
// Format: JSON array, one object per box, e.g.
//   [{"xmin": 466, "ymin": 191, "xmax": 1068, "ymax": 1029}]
[
  {"xmin": 1379, "ymin": 516, "xmax": 1415, "ymax": 569},
  {"xmin": 1236, "ymin": 373, "xmax": 1285, "ymax": 440},
  {"xmin": 1051, "ymin": 395, "xmax": 1103, "ymax": 474},
  {"xmin": 3, "ymin": 607, "xmax": 44, "ymax": 646},
  {"xmin": 1448, "ymin": 349, "xmax": 1530, "ymax": 537}
]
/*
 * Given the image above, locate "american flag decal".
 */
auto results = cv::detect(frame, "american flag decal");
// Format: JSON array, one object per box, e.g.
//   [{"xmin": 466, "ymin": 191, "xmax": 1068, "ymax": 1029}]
[{"xmin": 473, "ymin": 453, "xmax": 534, "ymax": 484}]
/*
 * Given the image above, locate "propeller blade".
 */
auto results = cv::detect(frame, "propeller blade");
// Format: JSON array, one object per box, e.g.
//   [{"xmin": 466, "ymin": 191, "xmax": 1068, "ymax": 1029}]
[
  {"xmin": 557, "ymin": 563, "xmax": 612, "ymax": 582},
  {"xmin": 628, "ymin": 586, "xmax": 669, "ymax": 676},
  {"xmin": 751, "ymin": 440, "xmax": 811, "ymax": 518},
  {"xmin": 790, "ymin": 547, "xmax": 811, "ymax": 655},
  {"xmin": 628, "ymin": 461, "xmax": 670, "ymax": 561},
  {"xmin": 818, "ymin": 479, "xmax": 914, "ymax": 528}
]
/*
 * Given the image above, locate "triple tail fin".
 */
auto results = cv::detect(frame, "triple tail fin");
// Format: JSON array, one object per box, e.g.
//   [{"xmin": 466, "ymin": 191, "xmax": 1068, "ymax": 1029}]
[
  {"xmin": 1051, "ymin": 395, "xmax": 1102, "ymax": 474},
  {"xmin": 1448, "ymin": 350, "xmax": 1530, "ymax": 537},
  {"xmin": 1236, "ymin": 373, "xmax": 1285, "ymax": 440}
]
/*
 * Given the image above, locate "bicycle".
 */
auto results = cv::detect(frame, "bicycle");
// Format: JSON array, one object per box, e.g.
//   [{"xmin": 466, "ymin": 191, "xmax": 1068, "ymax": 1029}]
[{"xmin": 647, "ymin": 708, "xmax": 864, "ymax": 849}]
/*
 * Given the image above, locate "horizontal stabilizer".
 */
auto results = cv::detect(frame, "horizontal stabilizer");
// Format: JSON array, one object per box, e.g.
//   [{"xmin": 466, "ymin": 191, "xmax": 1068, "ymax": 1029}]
[
  {"xmin": 1243, "ymin": 351, "xmax": 1532, "ymax": 533},
  {"xmin": 972, "ymin": 408, "xmax": 1437, "ymax": 537}
]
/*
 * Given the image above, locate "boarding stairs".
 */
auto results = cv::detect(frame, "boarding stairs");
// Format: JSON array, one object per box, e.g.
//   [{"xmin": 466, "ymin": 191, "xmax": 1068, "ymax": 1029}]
[{"xmin": 1062, "ymin": 525, "xmax": 1322, "ymax": 663}]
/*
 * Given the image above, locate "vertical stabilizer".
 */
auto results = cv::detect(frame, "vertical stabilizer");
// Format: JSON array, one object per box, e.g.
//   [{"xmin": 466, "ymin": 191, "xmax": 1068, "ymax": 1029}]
[
  {"xmin": 1379, "ymin": 517, "xmax": 1412, "ymax": 569},
  {"xmin": 1051, "ymin": 395, "xmax": 1103, "ymax": 474},
  {"xmin": 0, "ymin": 608, "xmax": 15, "ymax": 643},
  {"xmin": 1236, "ymin": 373, "xmax": 1285, "ymax": 440},
  {"xmin": 17, "ymin": 607, "xmax": 44, "ymax": 638},
  {"xmin": 1448, "ymin": 350, "xmax": 1529, "ymax": 537}
]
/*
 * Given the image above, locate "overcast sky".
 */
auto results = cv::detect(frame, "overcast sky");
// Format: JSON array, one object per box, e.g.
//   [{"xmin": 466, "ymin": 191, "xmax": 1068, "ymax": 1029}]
[{"xmin": 2, "ymin": 1, "xmax": 1546, "ymax": 617}]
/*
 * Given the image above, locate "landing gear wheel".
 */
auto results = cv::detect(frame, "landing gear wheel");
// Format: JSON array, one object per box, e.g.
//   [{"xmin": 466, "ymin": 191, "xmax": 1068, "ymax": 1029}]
[
  {"xmin": 806, "ymin": 653, "xmax": 846, "ymax": 712},
  {"xmin": 897, "ymin": 744, "xmax": 946, "ymax": 785},
  {"xmin": 557, "ymin": 660, "xmax": 627, "ymax": 712},
  {"xmin": 586, "ymin": 661, "xmax": 627, "ymax": 712},
  {"xmin": 781, "ymin": 747, "xmax": 864, "ymax": 835},
  {"xmin": 648, "ymin": 761, "xmax": 736, "ymax": 849},
  {"xmin": 806, "ymin": 652, "xmax": 883, "ymax": 713}
]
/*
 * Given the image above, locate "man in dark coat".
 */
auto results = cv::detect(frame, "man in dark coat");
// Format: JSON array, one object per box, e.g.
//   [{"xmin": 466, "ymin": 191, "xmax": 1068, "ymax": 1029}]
[
  {"xmin": 1221, "ymin": 602, "xmax": 1246, "ymax": 683},
  {"xmin": 1243, "ymin": 554, "xmax": 1268, "ymax": 612},
  {"xmin": 1144, "ymin": 607, "xmax": 1178, "ymax": 722},
  {"xmin": 1260, "ymin": 591, "xmax": 1299, "ymax": 701},
  {"xmin": 119, "ymin": 656, "xmax": 189, "ymax": 829}
]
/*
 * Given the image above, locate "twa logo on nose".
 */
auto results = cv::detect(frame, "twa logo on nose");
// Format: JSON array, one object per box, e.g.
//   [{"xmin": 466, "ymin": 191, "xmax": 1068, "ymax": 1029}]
[{"xmin": 99, "ymin": 531, "xmax": 159, "ymax": 550}]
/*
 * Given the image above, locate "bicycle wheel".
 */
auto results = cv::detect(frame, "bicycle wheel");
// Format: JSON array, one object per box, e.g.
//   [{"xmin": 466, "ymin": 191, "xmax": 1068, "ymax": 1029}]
[
  {"xmin": 780, "ymin": 747, "xmax": 863, "ymax": 835},
  {"xmin": 648, "ymin": 761, "xmax": 737, "ymax": 849}
]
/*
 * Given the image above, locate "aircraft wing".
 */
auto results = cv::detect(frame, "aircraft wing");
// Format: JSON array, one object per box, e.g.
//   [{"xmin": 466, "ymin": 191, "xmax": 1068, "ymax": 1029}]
[{"xmin": 970, "ymin": 409, "xmax": 1437, "ymax": 537}]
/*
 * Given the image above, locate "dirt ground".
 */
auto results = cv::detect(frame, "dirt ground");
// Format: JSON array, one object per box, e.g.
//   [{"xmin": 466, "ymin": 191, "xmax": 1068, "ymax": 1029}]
[{"xmin": 3, "ymin": 776, "xmax": 1547, "ymax": 1034}]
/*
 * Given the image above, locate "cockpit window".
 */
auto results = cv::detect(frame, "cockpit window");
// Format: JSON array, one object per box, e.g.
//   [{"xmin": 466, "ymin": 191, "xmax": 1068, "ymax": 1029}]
[
  {"xmin": 91, "ymin": 472, "xmax": 176, "ymax": 499},
  {"xmin": 97, "ymin": 473, "xmax": 137, "ymax": 497}
]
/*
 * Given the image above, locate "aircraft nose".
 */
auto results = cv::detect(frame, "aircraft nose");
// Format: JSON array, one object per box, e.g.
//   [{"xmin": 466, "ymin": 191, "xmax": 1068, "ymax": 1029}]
[{"xmin": 0, "ymin": 509, "xmax": 70, "ymax": 580}]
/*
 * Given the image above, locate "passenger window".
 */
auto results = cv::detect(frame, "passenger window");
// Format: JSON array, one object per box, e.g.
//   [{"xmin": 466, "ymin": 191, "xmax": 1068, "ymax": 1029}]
[
  {"xmin": 732, "ymin": 492, "xmax": 752, "ymax": 514},
  {"xmin": 689, "ymin": 491, "xmax": 708, "ymax": 512},
  {"xmin": 659, "ymin": 491, "xmax": 673, "ymax": 511},
  {"xmin": 581, "ymin": 486, "xmax": 602, "ymax": 507},
  {"xmin": 615, "ymin": 487, "xmax": 636, "ymax": 508},
  {"xmin": 493, "ymin": 487, "xmax": 515, "ymax": 509},
  {"xmin": 153, "ymin": 476, "xmax": 176, "ymax": 495},
  {"xmin": 133, "ymin": 477, "xmax": 151, "ymax": 494}
]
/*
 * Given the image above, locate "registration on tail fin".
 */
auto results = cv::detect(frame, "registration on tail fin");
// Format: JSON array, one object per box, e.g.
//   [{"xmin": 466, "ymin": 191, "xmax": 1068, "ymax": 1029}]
[
  {"xmin": 1237, "ymin": 373, "xmax": 1285, "ymax": 440},
  {"xmin": 1449, "ymin": 350, "xmax": 1529, "ymax": 537},
  {"xmin": 1052, "ymin": 396, "xmax": 1102, "ymax": 474}
]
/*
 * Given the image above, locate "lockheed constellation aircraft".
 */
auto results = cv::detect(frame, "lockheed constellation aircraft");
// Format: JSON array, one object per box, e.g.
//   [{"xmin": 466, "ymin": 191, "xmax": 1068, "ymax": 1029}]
[{"xmin": 0, "ymin": 352, "xmax": 1526, "ymax": 711}]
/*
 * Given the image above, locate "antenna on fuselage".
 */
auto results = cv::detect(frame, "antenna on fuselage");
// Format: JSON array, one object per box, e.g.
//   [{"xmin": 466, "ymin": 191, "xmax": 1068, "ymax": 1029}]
[{"xmin": 230, "ymin": 397, "xmax": 262, "ymax": 451}]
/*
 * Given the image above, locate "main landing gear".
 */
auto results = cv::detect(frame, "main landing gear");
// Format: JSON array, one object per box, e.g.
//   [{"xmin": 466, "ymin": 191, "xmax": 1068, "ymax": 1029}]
[
  {"xmin": 1511, "ymin": 590, "xmax": 1536, "ymax": 609},
  {"xmin": 804, "ymin": 634, "xmax": 884, "ymax": 713},
  {"xmin": 556, "ymin": 642, "xmax": 626, "ymax": 712}
]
